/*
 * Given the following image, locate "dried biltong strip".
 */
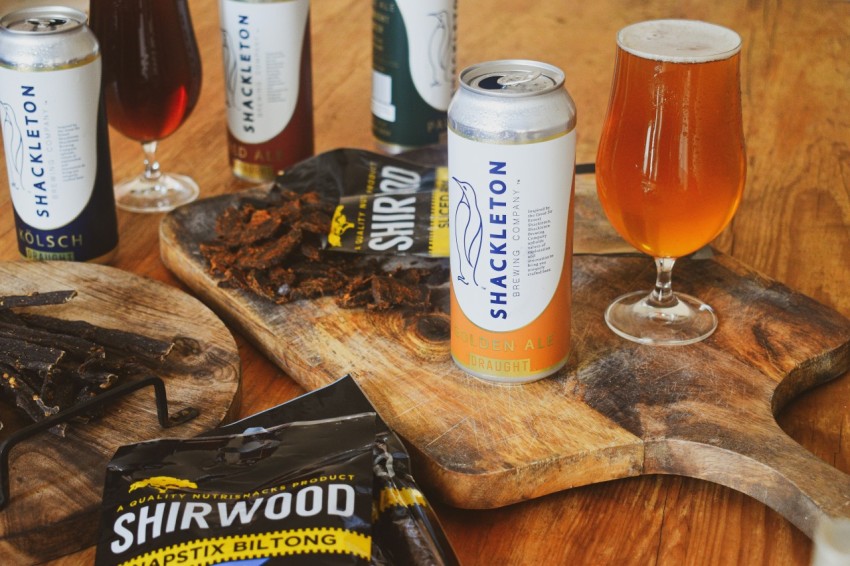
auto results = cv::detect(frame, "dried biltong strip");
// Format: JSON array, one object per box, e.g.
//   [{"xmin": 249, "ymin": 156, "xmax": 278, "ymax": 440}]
[
  {"xmin": 219, "ymin": 204, "xmax": 287, "ymax": 248},
  {"xmin": 0, "ymin": 310, "xmax": 19, "ymax": 324},
  {"xmin": 39, "ymin": 368, "xmax": 78, "ymax": 413},
  {"xmin": 300, "ymin": 238, "xmax": 323, "ymax": 262},
  {"xmin": 68, "ymin": 358, "xmax": 122, "ymax": 389},
  {"xmin": 287, "ymin": 278, "xmax": 344, "ymax": 302},
  {"xmin": 293, "ymin": 209, "xmax": 334, "ymax": 235},
  {"xmin": 215, "ymin": 201, "xmax": 258, "ymax": 239},
  {"xmin": 18, "ymin": 314, "xmax": 174, "ymax": 363},
  {"xmin": 298, "ymin": 190, "xmax": 336, "ymax": 212},
  {"xmin": 368, "ymin": 275, "xmax": 430, "ymax": 311},
  {"xmin": 0, "ymin": 290, "xmax": 77, "ymax": 310},
  {"xmin": 199, "ymin": 243, "xmax": 242, "ymax": 279},
  {"xmin": 0, "ymin": 364, "xmax": 60, "ymax": 423},
  {"xmin": 337, "ymin": 285, "xmax": 373, "ymax": 309},
  {"xmin": 68, "ymin": 386, "xmax": 105, "ymax": 423},
  {"xmin": 243, "ymin": 269, "xmax": 280, "ymax": 302},
  {"xmin": 0, "ymin": 335, "xmax": 65, "ymax": 376},
  {"xmin": 233, "ymin": 226, "xmax": 304, "ymax": 270},
  {"xmin": 0, "ymin": 320, "xmax": 104, "ymax": 361},
  {"xmin": 75, "ymin": 368, "xmax": 119, "ymax": 390},
  {"xmin": 199, "ymin": 187, "xmax": 445, "ymax": 313}
]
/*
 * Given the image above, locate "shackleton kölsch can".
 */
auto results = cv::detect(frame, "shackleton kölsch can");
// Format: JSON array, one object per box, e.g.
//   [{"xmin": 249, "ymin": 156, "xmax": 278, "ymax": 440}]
[
  {"xmin": 0, "ymin": 6, "xmax": 119, "ymax": 263},
  {"xmin": 448, "ymin": 60, "xmax": 577, "ymax": 384},
  {"xmin": 219, "ymin": 0, "xmax": 315, "ymax": 182},
  {"xmin": 371, "ymin": 0, "xmax": 456, "ymax": 153}
]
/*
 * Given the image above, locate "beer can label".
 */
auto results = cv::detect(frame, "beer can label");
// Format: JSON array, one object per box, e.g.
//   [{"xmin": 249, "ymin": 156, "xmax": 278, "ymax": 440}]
[
  {"xmin": 0, "ymin": 61, "xmax": 100, "ymax": 231},
  {"xmin": 220, "ymin": 0, "xmax": 309, "ymax": 145},
  {"xmin": 372, "ymin": 0, "xmax": 454, "ymax": 148},
  {"xmin": 448, "ymin": 128, "xmax": 576, "ymax": 382}
]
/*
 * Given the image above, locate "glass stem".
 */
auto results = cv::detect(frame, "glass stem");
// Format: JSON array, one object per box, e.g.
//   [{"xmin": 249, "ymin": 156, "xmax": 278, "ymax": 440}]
[
  {"xmin": 141, "ymin": 141, "xmax": 162, "ymax": 182},
  {"xmin": 648, "ymin": 257, "xmax": 678, "ymax": 308}
]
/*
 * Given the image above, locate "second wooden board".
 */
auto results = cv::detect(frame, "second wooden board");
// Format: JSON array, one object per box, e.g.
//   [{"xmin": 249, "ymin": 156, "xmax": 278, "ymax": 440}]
[
  {"xmin": 0, "ymin": 261, "xmax": 241, "ymax": 562},
  {"xmin": 161, "ymin": 188, "xmax": 850, "ymax": 538}
]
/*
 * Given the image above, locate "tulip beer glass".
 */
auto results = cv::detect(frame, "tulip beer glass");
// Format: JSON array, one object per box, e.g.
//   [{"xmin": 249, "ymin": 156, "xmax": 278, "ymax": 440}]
[
  {"xmin": 596, "ymin": 20, "xmax": 746, "ymax": 345},
  {"xmin": 90, "ymin": 0, "xmax": 202, "ymax": 213}
]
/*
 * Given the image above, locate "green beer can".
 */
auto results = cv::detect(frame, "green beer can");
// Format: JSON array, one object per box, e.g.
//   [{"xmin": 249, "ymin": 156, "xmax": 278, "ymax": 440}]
[{"xmin": 371, "ymin": 0, "xmax": 456, "ymax": 153}]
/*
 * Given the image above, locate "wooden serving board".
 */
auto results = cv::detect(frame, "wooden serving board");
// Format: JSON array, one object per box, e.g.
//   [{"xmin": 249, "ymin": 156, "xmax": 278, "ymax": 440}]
[
  {"xmin": 0, "ymin": 261, "xmax": 241, "ymax": 563},
  {"xmin": 160, "ymin": 186, "xmax": 850, "ymax": 539}
]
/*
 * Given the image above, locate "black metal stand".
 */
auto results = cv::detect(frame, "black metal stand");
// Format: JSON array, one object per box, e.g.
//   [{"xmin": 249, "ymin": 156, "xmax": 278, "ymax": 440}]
[{"xmin": 0, "ymin": 375, "xmax": 198, "ymax": 510}]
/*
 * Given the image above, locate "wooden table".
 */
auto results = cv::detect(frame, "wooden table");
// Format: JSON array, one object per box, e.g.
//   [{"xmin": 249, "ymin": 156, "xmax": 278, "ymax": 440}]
[{"xmin": 0, "ymin": 0, "xmax": 846, "ymax": 564}]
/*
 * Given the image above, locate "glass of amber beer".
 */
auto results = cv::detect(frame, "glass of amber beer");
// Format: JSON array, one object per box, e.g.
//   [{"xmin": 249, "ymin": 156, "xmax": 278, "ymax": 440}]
[
  {"xmin": 90, "ymin": 0, "xmax": 202, "ymax": 213},
  {"xmin": 596, "ymin": 20, "xmax": 745, "ymax": 345}
]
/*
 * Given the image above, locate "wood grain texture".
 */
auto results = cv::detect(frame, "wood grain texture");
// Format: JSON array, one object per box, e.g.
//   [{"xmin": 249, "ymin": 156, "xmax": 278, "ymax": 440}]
[
  {"xmin": 0, "ymin": 262, "xmax": 241, "ymax": 563},
  {"xmin": 160, "ymin": 190, "xmax": 850, "ymax": 537}
]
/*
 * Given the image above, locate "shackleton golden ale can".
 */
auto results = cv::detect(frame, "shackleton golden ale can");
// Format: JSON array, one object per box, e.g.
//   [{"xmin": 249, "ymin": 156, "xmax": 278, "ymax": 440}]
[
  {"xmin": 448, "ymin": 60, "xmax": 577, "ymax": 383},
  {"xmin": 0, "ymin": 7, "xmax": 119, "ymax": 263},
  {"xmin": 219, "ymin": 0, "xmax": 315, "ymax": 182}
]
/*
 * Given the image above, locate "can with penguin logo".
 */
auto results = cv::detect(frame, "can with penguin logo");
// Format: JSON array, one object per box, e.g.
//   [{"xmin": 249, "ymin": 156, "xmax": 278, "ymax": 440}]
[
  {"xmin": 0, "ymin": 6, "xmax": 119, "ymax": 263},
  {"xmin": 219, "ymin": 0, "xmax": 315, "ymax": 182},
  {"xmin": 447, "ymin": 60, "xmax": 576, "ymax": 383},
  {"xmin": 371, "ymin": 0, "xmax": 456, "ymax": 154}
]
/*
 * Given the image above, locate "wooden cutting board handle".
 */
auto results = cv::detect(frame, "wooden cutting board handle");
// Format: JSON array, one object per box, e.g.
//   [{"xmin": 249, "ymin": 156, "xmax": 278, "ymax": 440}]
[{"xmin": 647, "ymin": 404, "xmax": 850, "ymax": 537}]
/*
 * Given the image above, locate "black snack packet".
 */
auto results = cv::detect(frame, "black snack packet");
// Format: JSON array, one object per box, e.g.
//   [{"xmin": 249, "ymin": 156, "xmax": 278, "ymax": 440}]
[
  {"xmin": 96, "ymin": 376, "xmax": 460, "ymax": 566},
  {"xmin": 210, "ymin": 376, "xmax": 460, "ymax": 566},
  {"xmin": 370, "ymin": 431, "xmax": 459, "ymax": 566},
  {"xmin": 274, "ymin": 148, "xmax": 449, "ymax": 257},
  {"xmin": 96, "ymin": 413, "xmax": 376, "ymax": 565}
]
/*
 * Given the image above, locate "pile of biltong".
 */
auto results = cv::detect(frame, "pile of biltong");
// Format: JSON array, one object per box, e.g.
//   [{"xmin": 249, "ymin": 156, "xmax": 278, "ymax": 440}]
[
  {"xmin": 199, "ymin": 187, "xmax": 448, "ymax": 311},
  {"xmin": 0, "ymin": 290, "xmax": 175, "ymax": 435}
]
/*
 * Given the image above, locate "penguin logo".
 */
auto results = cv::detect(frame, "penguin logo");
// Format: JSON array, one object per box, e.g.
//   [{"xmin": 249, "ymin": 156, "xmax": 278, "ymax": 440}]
[
  {"xmin": 428, "ymin": 10, "xmax": 453, "ymax": 87},
  {"xmin": 452, "ymin": 177, "xmax": 483, "ymax": 287},
  {"xmin": 221, "ymin": 30, "xmax": 237, "ymax": 107},
  {"xmin": 0, "ymin": 100, "xmax": 24, "ymax": 191}
]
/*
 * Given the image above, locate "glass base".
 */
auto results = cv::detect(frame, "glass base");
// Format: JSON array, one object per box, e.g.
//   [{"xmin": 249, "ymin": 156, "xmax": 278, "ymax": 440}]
[
  {"xmin": 115, "ymin": 172, "xmax": 199, "ymax": 213},
  {"xmin": 604, "ymin": 290, "xmax": 717, "ymax": 346}
]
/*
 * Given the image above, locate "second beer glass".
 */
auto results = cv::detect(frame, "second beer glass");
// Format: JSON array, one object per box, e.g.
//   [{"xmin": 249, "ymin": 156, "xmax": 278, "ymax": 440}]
[
  {"xmin": 596, "ymin": 19, "xmax": 746, "ymax": 345},
  {"xmin": 90, "ymin": 0, "xmax": 202, "ymax": 213}
]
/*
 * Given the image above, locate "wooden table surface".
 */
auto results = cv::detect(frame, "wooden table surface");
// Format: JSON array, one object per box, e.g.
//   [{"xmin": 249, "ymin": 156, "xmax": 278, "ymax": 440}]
[{"xmin": 0, "ymin": 0, "xmax": 847, "ymax": 564}]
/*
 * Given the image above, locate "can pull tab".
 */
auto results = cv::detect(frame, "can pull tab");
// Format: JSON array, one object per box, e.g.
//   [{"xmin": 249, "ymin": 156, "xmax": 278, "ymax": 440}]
[
  {"xmin": 23, "ymin": 17, "xmax": 68, "ymax": 32},
  {"xmin": 498, "ymin": 71, "xmax": 542, "ymax": 86},
  {"xmin": 478, "ymin": 71, "xmax": 544, "ymax": 90}
]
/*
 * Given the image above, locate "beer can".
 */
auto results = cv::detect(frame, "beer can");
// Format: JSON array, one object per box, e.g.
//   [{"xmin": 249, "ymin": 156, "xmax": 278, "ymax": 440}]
[
  {"xmin": 219, "ymin": 0, "xmax": 315, "ymax": 182},
  {"xmin": 447, "ymin": 60, "xmax": 577, "ymax": 383},
  {"xmin": 0, "ymin": 6, "xmax": 119, "ymax": 263},
  {"xmin": 371, "ymin": 0, "xmax": 456, "ymax": 154}
]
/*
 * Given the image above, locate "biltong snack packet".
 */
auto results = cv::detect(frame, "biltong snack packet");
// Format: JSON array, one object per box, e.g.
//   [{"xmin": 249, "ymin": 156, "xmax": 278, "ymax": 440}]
[
  {"xmin": 276, "ymin": 148, "xmax": 449, "ymax": 257},
  {"xmin": 371, "ymin": 430, "xmax": 459, "ymax": 566},
  {"xmin": 96, "ymin": 413, "xmax": 377, "ymax": 565},
  {"xmin": 97, "ymin": 376, "xmax": 460, "ymax": 565},
  {"xmin": 210, "ymin": 376, "xmax": 460, "ymax": 566}
]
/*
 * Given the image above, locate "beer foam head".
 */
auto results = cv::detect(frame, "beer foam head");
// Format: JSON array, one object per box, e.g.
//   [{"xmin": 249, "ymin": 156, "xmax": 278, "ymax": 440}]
[{"xmin": 617, "ymin": 19, "xmax": 741, "ymax": 63}]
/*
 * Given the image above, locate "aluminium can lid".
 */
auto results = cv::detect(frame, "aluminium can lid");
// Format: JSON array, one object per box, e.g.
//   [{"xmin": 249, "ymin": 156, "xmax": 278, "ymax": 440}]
[
  {"xmin": 0, "ymin": 6, "xmax": 86, "ymax": 35},
  {"xmin": 459, "ymin": 59, "xmax": 565, "ymax": 97}
]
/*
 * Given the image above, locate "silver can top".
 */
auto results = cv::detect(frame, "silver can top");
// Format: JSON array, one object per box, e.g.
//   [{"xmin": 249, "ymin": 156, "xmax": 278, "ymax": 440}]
[
  {"xmin": 459, "ymin": 60, "xmax": 565, "ymax": 98},
  {"xmin": 0, "ymin": 6, "xmax": 85, "ymax": 34},
  {"xmin": 450, "ymin": 59, "xmax": 575, "ymax": 143},
  {"xmin": 0, "ymin": 7, "xmax": 96, "ymax": 70}
]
